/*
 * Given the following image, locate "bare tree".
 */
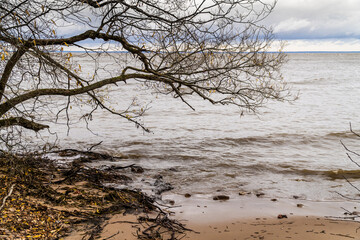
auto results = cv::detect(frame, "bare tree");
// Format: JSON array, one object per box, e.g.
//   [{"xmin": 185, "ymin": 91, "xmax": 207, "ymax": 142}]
[{"xmin": 0, "ymin": 0, "xmax": 290, "ymax": 150}]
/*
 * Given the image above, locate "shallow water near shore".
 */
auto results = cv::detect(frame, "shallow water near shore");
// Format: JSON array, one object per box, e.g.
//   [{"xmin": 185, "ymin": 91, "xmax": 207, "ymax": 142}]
[{"xmin": 35, "ymin": 53, "xmax": 360, "ymax": 202}]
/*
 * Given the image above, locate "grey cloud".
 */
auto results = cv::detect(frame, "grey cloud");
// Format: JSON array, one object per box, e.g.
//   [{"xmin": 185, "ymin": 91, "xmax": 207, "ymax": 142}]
[{"xmin": 263, "ymin": 0, "xmax": 360, "ymax": 39}]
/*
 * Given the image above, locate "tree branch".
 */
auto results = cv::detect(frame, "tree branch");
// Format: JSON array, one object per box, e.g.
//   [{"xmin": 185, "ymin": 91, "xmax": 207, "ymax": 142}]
[
  {"xmin": 0, "ymin": 117, "xmax": 48, "ymax": 131},
  {"xmin": 0, "ymin": 73, "xmax": 168, "ymax": 116},
  {"xmin": 0, "ymin": 47, "xmax": 27, "ymax": 101}
]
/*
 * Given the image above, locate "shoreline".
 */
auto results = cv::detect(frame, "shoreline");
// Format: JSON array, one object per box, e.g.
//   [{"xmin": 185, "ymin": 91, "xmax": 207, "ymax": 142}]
[
  {"xmin": 2, "ymin": 151, "xmax": 359, "ymax": 239},
  {"xmin": 183, "ymin": 216, "xmax": 360, "ymax": 240},
  {"xmin": 172, "ymin": 196, "xmax": 360, "ymax": 239},
  {"xmin": 167, "ymin": 195, "xmax": 359, "ymax": 221},
  {"xmin": 67, "ymin": 196, "xmax": 360, "ymax": 239}
]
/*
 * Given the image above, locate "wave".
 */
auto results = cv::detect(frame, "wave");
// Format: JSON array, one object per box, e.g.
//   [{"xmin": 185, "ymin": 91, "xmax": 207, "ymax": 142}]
[
  {"xmin": 204, "ymin": 130, "xmax": 359, "ymax": 149},
  {"xmin": 213, "ymin": 133, "xmax": 317, "ymax": 147},
  {"xmin": 325, "ymin": 131, "xmax": 360, "ymax": 139},
  {"xmin": 239, "ymin": 163, "xmax": 360, "ymax": 180},
  {"xmin": 298, "ymin": 169, "xmax": 360, "ymax": 180},
  {"xmin": 289, "ymin": 78, "xmax": 329, "ymax": 85}
]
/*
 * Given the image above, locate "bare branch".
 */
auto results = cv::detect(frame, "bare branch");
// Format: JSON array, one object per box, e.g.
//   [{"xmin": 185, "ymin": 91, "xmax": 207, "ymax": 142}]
[
  {"xmin": 0, "ymin": 0, "xmax": 290, "ymax": 149},
  {"xmin": 0, "ymin": 117, "xmax": 49, "ymax": 132}
]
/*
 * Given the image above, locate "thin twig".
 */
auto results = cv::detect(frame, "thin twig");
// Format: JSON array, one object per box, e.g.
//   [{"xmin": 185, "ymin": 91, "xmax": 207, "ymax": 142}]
[
  {"xmin": 87, "ymin": 141, "xmax": 103, "ymax": 151},
  {"xmin": 0, "ymin": 184, "xmax": 15, "ymax": 211},
  {"xmin": 350, "ymin": 123, "xmax": 360, "ymax": 138}
]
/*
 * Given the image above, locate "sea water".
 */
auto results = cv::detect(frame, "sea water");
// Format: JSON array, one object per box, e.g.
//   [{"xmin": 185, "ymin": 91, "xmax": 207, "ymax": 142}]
[{"xmin": 36, "ymin": 53, "xmax": 360, "ymax": 201}]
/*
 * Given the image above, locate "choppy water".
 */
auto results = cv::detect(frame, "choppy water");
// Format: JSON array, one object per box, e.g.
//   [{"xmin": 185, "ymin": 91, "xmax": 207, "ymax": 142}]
[{"xmin": 38, "ymin": 53, "xmax": 360, "ymax": 201}]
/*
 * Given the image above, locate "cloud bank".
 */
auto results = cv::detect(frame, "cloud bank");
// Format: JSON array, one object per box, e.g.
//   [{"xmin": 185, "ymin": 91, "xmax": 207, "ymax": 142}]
[{"xmin": 265, "ymin": 0, "xmax": 360, "ymax": 40}]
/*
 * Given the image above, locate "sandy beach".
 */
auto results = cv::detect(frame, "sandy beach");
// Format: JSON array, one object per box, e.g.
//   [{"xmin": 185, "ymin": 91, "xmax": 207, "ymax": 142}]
[
  {"xmin": 184, "ymin": 216, "xmax": 360, "ymax": 240},
  {"xmin": 65, "ymin": 195, "xmax": 360, "ymax": 239}
]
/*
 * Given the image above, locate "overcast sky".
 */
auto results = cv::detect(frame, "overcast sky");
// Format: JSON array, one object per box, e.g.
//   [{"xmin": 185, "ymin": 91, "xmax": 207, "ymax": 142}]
[
  {"xmin": 65, "ymin": 0, "xmax": 360, "ymax": 52},
  {"xmin": 267, "ymin": 0, "xmax": 360, "ymax": 51}
]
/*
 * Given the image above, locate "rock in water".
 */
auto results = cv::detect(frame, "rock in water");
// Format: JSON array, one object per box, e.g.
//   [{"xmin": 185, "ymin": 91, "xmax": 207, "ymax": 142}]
[
  {"xmin": 153, "ymin": 176, "xmax": 174, "ymax": 195},
  {"xmin": 213, "ymin": 195, "xmax": 230, "ymax": 201}
]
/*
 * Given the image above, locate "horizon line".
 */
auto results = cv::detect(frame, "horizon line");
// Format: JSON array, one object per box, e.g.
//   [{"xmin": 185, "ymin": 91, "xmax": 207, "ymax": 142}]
[{"xmin": 60, "ymin": 50, "xmax": 360, "ymax": 54}]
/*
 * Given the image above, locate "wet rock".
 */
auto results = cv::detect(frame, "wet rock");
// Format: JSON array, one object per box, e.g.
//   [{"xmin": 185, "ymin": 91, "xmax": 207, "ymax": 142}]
[
  {"xmin": 131, "ymin": 165, "xmax": 144, "ymax": 173},
  {"xmin": 184, "ymin": 193, "xmax": 191, "ymax": 198},
  {"xmin": 164, "ymin": 199, "xmax": 175, "ymax": 205},
  {"xmin": 154, "ymin": 175, "xmax": 163, "ymax": 180},
  {"xmin": 277, "ymin": 214, "xmax": 287, "ymax": 219},
  {"xmin": 213, "ymin": 195, "xmax": 230, "ymax": 201},
  {"xmin": 256, "ymin": 193, "xmax": 265, "ymax": 198},
  {"xmin": 153, "ymin": 176, "xmax": 174, "ymax": 195},
  {"xmin": 239, "ymin": 191, "xmax": 251, "ymax": 196}
]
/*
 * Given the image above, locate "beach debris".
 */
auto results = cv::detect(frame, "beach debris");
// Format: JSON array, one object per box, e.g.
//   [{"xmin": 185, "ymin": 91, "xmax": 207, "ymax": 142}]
[
  {"xmin": 213, "ymin": 195, "xmax": 230, "ymax": 201},
  {"xmin": 277, "ymin": 214, "xmax": 288, "ymax": 219},
  {"xmin": 344, "ymin": 210, "xmax": 360, "ymax": 216},
  {"xmin": 184, "ymin": 193, "xmax": 192, "ymax": 198},
  {"xmin": 137, "ymin": 212, "xmax": 194, "ymax": 240},
  {"xmin": 297, "ymin": 203, "xmax": 304, "ymax": 208},
  {"xmin": 0, "ymin": 151, "xmax": 192, "ymax": 240}
]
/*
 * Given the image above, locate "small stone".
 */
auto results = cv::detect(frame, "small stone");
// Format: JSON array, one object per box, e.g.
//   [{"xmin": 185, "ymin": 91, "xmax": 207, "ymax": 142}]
[
  {"xmin": 271, "ymin": 198, "xmax": 277, "ymax": 202},
  {"xmin": 256, "ymin": 193, "xmax": 265, "ymax": 197},
  {"xmin": 184, "ymin": 193, "xmax": 191, "ymax": 198},
  {"xmin": 297, "ymin": 204, "xmax": 304, "ymax": 208},
  {"xmin": 169, "ymin": 200, "xmax": 175, "ymax": 205},
  {"xmin": 213, "ymin": 195, "xmax": 230, "ymax": 201},
  {"xmin": 277, "ymin": 214, "xmax": 288, "ymax": 219}
]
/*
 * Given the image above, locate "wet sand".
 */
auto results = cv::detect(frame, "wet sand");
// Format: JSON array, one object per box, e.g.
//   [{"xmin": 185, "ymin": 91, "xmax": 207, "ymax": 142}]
[
  {"xmin": 172, "ymin": 195, "xmax": 360, "ymax": 239},
  {"xmin": 184, "ymin": 216, "xmax": 360, "ymax": 240},
  {"xmin": 66, "ymin": 195, "xmax": 360, "ymax": 239}
]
